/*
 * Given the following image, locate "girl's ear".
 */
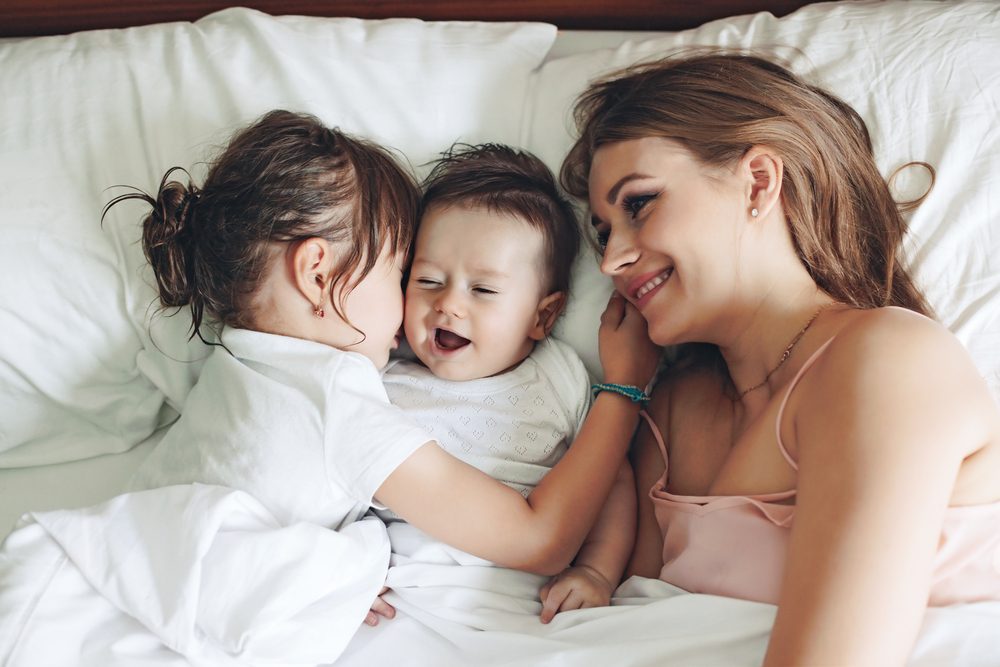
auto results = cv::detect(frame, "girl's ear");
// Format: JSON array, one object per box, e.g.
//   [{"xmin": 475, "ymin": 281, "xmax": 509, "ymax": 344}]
[
  {"xmin": 291, "ymin": 237, "xmax": 336, "ymax": 310},
  {"xmin": 743, "ymin": 146, "xmax": 783, "ymax": 221},
  {"xmin": 529, "ymin": 291, "xmax": 566, "ymax": 341}
]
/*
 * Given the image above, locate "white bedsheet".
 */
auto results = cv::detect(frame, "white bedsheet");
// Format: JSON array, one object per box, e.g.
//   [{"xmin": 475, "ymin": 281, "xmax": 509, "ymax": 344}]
[
  {"xmin": 5, "ymin": 504, "xmax": 997, "ymax": 666},
  {"xmin": 334, "ymin": 528, "xmax": 1000, "ymax": 667},
  {"xmin": 0, "ymin": 484, "xmax": 390, "ymax": 666}
]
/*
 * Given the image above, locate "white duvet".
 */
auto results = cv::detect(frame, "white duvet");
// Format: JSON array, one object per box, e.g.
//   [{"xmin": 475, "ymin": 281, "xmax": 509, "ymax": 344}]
[
  {"xmin": 0, "ymin": 484, "xmax": 390, "ymax": 666},
  {"xmin": 3, "ymin": 492, "xmax": 997, "ymax": 666}
]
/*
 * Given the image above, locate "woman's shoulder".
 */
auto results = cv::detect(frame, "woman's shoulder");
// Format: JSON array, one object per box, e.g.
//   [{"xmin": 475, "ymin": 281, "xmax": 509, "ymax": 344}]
[
  {"xmin": 819, "ymin": 305, "xmax": 967, "ymax": 376},
  {"xmin": 794, "ymin": 305, "xmax": 998, "ymax": 459}
]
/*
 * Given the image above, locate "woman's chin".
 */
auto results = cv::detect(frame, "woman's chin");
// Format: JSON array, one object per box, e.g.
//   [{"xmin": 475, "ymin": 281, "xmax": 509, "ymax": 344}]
[{"xmin": 646, "ymin": 319, "xmax": 686, "ymax": 348}]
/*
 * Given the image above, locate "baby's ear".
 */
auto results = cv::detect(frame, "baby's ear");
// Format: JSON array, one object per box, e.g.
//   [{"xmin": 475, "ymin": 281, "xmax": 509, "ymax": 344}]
[{"xmin": 529, "ymin": 291, "xmax": 566, "ymax": 341}]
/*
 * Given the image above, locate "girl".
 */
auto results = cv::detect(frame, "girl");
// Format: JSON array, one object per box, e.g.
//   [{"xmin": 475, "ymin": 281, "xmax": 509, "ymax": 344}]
[
  {"xmin": 108, "ymin": 110, "xmax": 660, "ymax": 607},
  {"xmin": 560, "ymin": 54, "xmax": 1000, "ymax": 665}
]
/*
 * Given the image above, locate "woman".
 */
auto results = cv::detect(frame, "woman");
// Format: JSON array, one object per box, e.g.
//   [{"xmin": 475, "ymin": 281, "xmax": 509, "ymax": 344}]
[{"xmin": 560, "ymin": 53, "xmax": 1000, "ymax": 666}]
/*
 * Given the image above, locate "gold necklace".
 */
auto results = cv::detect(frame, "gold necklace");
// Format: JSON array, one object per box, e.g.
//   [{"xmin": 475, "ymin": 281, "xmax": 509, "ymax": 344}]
[{"xmin": 735, "ymin": 307, "xmax": 826, "ymax": 400}]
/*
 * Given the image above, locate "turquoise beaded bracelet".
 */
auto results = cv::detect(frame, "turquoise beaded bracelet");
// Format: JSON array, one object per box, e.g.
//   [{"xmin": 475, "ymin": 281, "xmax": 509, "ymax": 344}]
[{"xmin": 591, "ymin": 382, "xmax": 651, "ymax": 405}]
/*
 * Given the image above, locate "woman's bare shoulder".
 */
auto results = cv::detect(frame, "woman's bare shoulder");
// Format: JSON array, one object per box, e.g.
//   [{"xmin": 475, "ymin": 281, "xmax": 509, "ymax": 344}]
[
  {"xmin": 795, "ymin": 306, "xmax": 999, "ymax": 460},
  {"xmin": 820, "ymin": 306, "xmax": 974, "ymax": 381}
]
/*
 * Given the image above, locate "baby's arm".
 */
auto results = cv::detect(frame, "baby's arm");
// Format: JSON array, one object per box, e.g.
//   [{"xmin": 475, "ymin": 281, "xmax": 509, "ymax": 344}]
[{"xmin": 538, "ymin": 460, "xmax": 636, "ymax": 623}]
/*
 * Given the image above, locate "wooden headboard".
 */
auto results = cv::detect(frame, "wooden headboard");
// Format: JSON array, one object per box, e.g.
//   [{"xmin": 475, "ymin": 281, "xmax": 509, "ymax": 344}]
[{"xmin": 1, "ymin": 0, "xmax": 818, "ymax": 38}]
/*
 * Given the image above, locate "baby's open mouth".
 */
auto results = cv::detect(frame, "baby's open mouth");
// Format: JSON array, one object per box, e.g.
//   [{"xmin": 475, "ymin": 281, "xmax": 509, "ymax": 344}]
[{"xmin": 435, "ymin": 328, "xmax": 470, "ymax": 351}]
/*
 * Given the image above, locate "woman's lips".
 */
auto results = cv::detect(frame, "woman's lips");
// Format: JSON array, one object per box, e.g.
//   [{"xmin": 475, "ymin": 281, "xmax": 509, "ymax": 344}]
[{"xmin": 630, "ymin": 268, "xmax": 673, "ymax": 308}]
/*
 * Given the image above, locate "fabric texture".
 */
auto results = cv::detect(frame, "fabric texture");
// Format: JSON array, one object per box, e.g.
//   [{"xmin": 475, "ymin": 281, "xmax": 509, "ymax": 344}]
[
  {"xmin": 129, "ymin": 328, "xmax": 431, "ymax": 529},
  {"xmin": 0, "ymin": 484, "xmax": 391, "ymax": 666}
]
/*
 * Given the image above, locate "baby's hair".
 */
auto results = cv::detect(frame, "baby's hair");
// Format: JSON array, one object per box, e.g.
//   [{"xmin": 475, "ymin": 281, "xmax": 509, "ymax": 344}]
[
  {"xmin": 421, "ymin": 143, "xmax": 581, "ymax": 296},
  {"xmin": 103, "ymin": 110, "xmax": 420, "ymax": 342}
]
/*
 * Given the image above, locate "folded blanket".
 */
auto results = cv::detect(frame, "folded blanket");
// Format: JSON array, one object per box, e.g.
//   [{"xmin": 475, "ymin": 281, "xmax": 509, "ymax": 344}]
[{"xmin": 0, "ymin": 484, "xmax": 389, "ymax": 666}]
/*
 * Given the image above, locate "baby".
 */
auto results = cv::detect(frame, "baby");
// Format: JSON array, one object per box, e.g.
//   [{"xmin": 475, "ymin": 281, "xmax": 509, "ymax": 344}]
[{"xmin": 383, "ymin": 144, "xmax": 636, "ymax": 623}]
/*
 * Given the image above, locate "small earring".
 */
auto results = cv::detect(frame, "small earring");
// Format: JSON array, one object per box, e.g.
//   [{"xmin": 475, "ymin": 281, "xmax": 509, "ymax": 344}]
[
  {"xmin": 313, "ymin": 303, "xmax": 325, "ymax": 319},
  {"xmin": 750, "ymin": 207, "xmax": 759, "ymax": 218}
]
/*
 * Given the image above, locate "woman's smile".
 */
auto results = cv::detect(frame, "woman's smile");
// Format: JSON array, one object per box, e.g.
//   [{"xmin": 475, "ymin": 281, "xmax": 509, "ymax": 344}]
[{"xmin": 628, "ymin": 268, "xmax": 673, "ymax": 309}]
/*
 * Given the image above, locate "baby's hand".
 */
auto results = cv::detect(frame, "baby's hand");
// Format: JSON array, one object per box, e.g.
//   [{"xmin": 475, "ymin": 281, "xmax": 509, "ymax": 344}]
[
  {"xmin": 364, "ymin": 586, "xmax": 395, "ymax": 627},
  {"xmin": 598, "ymin": 292, "xmax": 661, "ymax": 390},
  {"xmin": 538, "ymin": 565, "xmax": 614, "ymax": 624}
]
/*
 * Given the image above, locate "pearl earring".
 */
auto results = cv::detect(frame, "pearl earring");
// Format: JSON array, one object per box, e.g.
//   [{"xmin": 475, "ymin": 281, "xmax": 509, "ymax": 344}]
[{"xmin": 750, "ymin": 208, "xmax": 759, "ymax": 218}]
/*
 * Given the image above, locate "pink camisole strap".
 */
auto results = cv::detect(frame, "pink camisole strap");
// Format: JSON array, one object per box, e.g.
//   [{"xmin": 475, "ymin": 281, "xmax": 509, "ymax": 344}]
[
  {"xmin": 640, "ymin": 336, "xmax": 840, "ymax": 477},
  {"xmin": 773, "ymin": 336, "xmax": 838, "ymax": 471}
]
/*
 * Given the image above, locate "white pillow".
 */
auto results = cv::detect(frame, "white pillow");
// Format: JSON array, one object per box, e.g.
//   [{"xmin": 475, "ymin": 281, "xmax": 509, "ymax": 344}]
[
  {"xmin": 0, "ymin": 8, "xmax": 556, "ymax": 466},
  {"xmin": 531, "ymin": 0, "xmax": 1000, "ymax": 399}
]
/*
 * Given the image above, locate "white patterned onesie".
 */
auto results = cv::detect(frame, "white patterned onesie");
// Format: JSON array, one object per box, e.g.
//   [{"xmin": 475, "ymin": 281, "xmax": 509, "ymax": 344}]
[{"xmin": 382, "ymin": 337, "xmax": 591, "ymax": 498}]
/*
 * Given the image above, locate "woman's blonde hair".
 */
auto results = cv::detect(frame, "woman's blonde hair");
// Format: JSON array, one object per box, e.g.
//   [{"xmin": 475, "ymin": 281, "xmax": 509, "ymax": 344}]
[{"xmin": 561, "ymin": 52, "xmax": 931, "ymax": 315}]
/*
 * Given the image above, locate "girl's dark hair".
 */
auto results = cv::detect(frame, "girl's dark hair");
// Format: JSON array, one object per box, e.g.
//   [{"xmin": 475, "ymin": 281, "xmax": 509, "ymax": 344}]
[
  {"xmin": 421, "ymin": 143, "xmax": 581, "ymax": 296},
  {"xmin": 561, "ymin": 52, "xmax": 932, "ymax": 315},
  {"xmin": 104, "ymin": 110, "xmax": 420, "ymax": 341}
]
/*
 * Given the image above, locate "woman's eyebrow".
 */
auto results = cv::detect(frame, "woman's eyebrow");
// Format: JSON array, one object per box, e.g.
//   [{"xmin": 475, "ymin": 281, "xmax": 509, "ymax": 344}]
[{"xmin": 606, "ymin": 172, "xmax": 650, "ymax": 205}]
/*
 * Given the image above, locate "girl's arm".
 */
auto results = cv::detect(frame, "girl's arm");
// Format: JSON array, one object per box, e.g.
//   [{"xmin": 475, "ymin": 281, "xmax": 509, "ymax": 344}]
[
  {"xmin": 764, "ymin": 310, "xmax": 997, "ymax": 666},
  {"xmin": 376, "ymin": 294, "xmax": 661, "ymax": 575}
]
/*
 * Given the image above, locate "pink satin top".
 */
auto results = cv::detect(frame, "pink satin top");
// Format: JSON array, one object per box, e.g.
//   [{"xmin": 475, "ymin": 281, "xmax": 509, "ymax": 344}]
[{"xmin": 647, "ymin": 337, "xmax": 1000, "ymax": 606}]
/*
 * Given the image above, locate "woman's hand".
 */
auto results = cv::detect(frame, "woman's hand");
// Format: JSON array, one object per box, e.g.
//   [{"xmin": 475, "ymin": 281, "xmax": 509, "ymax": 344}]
[{"xmin": 599, "ymin": 291, "xmax": 661, "ymax": 389}]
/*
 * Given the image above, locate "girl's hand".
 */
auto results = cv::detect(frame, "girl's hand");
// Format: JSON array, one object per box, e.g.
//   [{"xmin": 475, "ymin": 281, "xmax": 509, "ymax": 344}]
[
  {"xmin": 598, "ymin": 292, "xmax": 661, "ymax": 390},
  {"xmin": 538, "ymin": 565, "xmax": 614, "ymax": 624},
  {"xmin": 364, "ymin": 586, "xmax": 395, "ymax": 626}
]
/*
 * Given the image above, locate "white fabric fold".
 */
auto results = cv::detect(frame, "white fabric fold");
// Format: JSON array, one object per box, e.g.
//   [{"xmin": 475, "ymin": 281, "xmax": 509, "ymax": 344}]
[{"xmin": 0, "ymin": 484, "xmax": 390, "ymax": 666}]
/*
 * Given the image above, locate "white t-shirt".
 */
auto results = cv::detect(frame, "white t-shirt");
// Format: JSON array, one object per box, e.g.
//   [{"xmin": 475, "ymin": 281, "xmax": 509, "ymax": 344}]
[
  {"xmin": 382, "ymin": 337, "xmax": 591, "ymax": 498},
  {"xmin": 129, "ymin": 328, "xmax": 431, "ymax": 529}
]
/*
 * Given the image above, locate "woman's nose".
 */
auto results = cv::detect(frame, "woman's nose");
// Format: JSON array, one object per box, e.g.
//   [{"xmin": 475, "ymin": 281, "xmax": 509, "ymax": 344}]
[{"xmin": 600, "ymin": 230, "xmax": 640, "ymax": 276}]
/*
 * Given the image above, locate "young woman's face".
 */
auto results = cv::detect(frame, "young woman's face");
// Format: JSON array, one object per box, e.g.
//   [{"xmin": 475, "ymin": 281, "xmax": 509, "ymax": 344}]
[
  {"xmin": 331, "ymin": 245, "xmax": 407, "ymax": 369},
  {"xmin": 588, "ymin": 137, "xmax": 747, "ymax": 346},
  {"xmin": 403, "ymin": 204, "xmax": 550, "ymax": 381}
]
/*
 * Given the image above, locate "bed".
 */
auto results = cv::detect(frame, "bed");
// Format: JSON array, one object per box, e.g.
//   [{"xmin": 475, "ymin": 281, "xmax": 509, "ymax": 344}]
[{"xmin": 1, "ymin": 1, "xmax": 999, "ymax": 665}]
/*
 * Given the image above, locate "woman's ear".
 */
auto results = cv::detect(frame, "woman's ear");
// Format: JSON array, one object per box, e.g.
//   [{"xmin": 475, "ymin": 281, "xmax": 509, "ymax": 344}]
[
  {"xmin": 743, "ymin": 146, "xmax": 783, "ymax": 221},
  {"xmin": 529, "ymin": 291, "xmax": 566, "ymax": 341},
  {"xmin": 291, "ymin": 237, "xmax": 336, "ymax": 310}
]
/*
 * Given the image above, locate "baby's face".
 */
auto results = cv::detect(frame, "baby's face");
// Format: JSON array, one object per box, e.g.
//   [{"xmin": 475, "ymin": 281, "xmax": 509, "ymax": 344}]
[{"xmin": 403, "ymin": 204, "xmax": 550, "ymax": 381}]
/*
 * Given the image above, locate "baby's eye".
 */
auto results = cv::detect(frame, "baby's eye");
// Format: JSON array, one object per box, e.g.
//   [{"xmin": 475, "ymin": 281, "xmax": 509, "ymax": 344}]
[
  {"xmin": 473, "ymin": 287, "xmax": 498, "ymax": 295},
  {"xmin": 414, "ymin": 278, "xmax": 441, "ymax": 287},
  {"xmin": 622, "ymin": 193, "xmax": 656, "ymax": 218}
]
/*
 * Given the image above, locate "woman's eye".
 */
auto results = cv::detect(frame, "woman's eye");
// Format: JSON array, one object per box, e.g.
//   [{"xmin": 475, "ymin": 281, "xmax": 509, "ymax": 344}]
[
  {"xmin": 622, "ymin": 193, "xmax": 656, "ymax": 218},
  {"xmin": 594, "ymin": 229, "xmax": 610, "ymax": 251}
]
